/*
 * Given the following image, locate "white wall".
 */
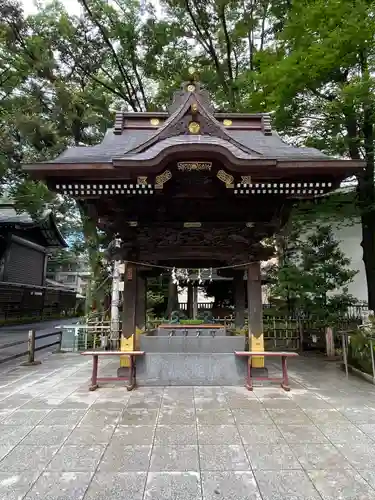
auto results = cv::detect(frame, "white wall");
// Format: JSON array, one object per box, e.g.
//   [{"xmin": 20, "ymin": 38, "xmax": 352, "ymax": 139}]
[{"xmin": 332, "ymin": 221, "xmax": 367, "ymax": 303}]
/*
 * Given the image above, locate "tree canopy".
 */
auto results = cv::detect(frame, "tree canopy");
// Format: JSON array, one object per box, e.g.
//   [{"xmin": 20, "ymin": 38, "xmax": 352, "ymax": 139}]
[{"xmin": 1, "ymin": 0, "xmax": 373, "ymax": 308}]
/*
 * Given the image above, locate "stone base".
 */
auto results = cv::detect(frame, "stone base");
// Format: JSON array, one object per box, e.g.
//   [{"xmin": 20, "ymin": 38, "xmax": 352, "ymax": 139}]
[
  {"xmin": 117, "ymin": 367, "xmax": 130, "ymax": 378},
  {"xmin": 20, "ymin": 360, "xmax": 42, "ymax": 366},
  {"xmin": 250, "ymin": 367, "xmax": 269, "ymax": 378},
  {"xmin": 136, "ymin": 353, "xmax": 247, "ymax": 386}
]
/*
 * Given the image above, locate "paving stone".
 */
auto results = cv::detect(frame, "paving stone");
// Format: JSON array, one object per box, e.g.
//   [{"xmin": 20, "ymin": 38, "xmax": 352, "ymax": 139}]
[
  {"xmin": 21, "ymin": 425, "xmax": 74, "ymax": 446},
  {"xmin": 25, "ymin": 471, "xmax": 93, "ymax": 500},
  {"xmin": 261, "ymin": 398, "xmax": 300, "ymax": 410},
  {"xmin": 65, "ymin": 425, "xmax": 115, "ymax": 445},
  {"xmin": 252, "ymin": 388, "xmax": 290, "ymax": 399},
  {"xmin": 196, "ymin": 409, "xmax": 235, "ymax": 425},
  {"xmin": 194, "ymin": 387, "xmax": 223, "ymax": 397},
  {"xmin": 317, "ymin": 422, "xmax": 369, "ymax": 443},
  {"xmin": 231, "ymin": 409, "xmax": 273, "ymax": 425},
  {"xmin": 84, "ymin": 471, "xmax": 147, "ymax": 500},
  {"xmin": 308, "ymin": 469, "xmax": 375, "ymax": 500},
  {"xmin": 79, "ymin": 409, "xmax": 121, "ymax": 427},
  {"xmin": 255, "ymin": 470, "xmax": 323, "ymax": 500},
  {"xmin": 245, "ymin": 442, "xmax": 302, "ymax": 470},
  {"xmin": 144, "ymin": 471, "xmax": 201, "ymax": 500},
  {"xmin": 291, "ymin": 442, "xmax": 352, "ymax": 470},
  {"xmin": 159, "ymin": 407, "xmax": 195, "ymax": 425},
  {"xmin": 41, "ymin": 409, "xmax": 87, "ymax": 426},
  {"xmin": 21, "ymin": 399, "xmax": 62, "ymax": 410},
  {"xmin": 341, "ymin": 408, "xmax": 375, "ymax": 424},
  {"xmin": 150, "ymin": 445, "xmax": 199, "ymax": 472},
  {"xmin": 0, "ymin": 471, "xmax": 40, "ymax": 500},
  {"xmin": 48, "ymin": 445, "xmax": 105, "ymax": 471},
  {"xmin": 0, "ymin": 425, "xmax": 34, "ymax": 446},
  {"xmin": 358, "ymin": 469, "xmax": 375, "ymax": 489},
  {"xmin": 278, "ymin": 424, "xmax": 329, "ymax": 443},
  {"xmin": 226, "ymin": 398, "xmax": 265, "ymax": 410},
  {"xmin": 154, "ymin": 424, "xmax": 197, "ymax": 445},
  {"xmin": 112, "ymin": 425, "xmax": 155, "ymax": 445},
  {"xmin": 198, "ymin": 425, "xmax": 241, "ymax": 445},
  {"xmin": 303, "ymin": 409, "xmax": 349, "ymax": 425},
  {"xmin": 291, "ymin": 397, "xmax": 334, "ymax": 410},
  {"xmin": 1, "ymin": 409, "xmax": 51, "ymax": 426},
  {"xmin": 120, "ymin": 409, "xmax": 158, "ymax": 425},
  {"xmin": 199, "ymin": 445, "xmax": 250, "ymax": 471},
  {"xmin": 194, "ymin": 396, "xmax": 228, "ymax": 409},
  {"xmin": 268, "ymin": 409, "xmax": 312, "ymax": 425},
  {"xmin": 238, "ymin": 424, "xmax": 285, "ymax": 444},
  {"xmin": 335, "ymin": 442, "xmax": 375, "ymax": 469},
  {"xmin": 0, "ymin": 446, "xmax": 13, "ymax": 462},
  {"xmin": 357, "ymin": 423, "xmax": 375, "ymax": 439},
  {"xmin": 0, "ymin": 445, "xmax": 58, "ymax": 472},
  {"xmin": 202, "ymin": 471, "xmax": 262, "ymax": 500},
  {"xmin": 99, "ymin": 444, "xmax": 151, "ymax": 472}
]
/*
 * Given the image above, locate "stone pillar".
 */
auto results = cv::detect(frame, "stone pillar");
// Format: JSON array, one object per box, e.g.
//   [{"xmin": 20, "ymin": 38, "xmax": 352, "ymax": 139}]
[
  {"xmin": 233, "ymin": 271, "xmax": 245, "ymax": 329},
  {"xmin": 187, "ymin": 283, "xmax": 194, "ymax": 318},
  {"xmin": 136, "ymin": 276, "xmax": 146, "ymax": 330},
  {"xmin": 247, "ymin": 262, "xmax": 264, "ymax": 368}
]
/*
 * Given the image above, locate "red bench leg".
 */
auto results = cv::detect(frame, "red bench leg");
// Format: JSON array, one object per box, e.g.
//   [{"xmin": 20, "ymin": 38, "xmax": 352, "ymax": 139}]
[
  {"xmin": 89, "ymin": 355, "xmax": 99, "ymax": 391},
  {"xmin": 281, "ymin": 356, "xmax": 290, "ymax": 391},
  {"xmin": 245, "ymin": 358, "xmax": 253, "ymax": 391}
]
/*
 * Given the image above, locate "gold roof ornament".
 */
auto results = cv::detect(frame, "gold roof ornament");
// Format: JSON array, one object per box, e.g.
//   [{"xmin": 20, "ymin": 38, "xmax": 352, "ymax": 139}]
[
  {"xmin": 191, "ymin": 102, "xmax": 198, "ymax": 113},
  {"xmin": 223, "ymin": 119, "xmax": 232, "ymax": 126},
  {"xmin": 150, "ymin": 118, "xmax": 160, "ymax": 126},
  {"xmin": 187, "ymin": 83, "xmax": 196, "ymax": 92},
  {"xmin": 188, "ymin": 121, "xmax": 200, "ymax": 134}
]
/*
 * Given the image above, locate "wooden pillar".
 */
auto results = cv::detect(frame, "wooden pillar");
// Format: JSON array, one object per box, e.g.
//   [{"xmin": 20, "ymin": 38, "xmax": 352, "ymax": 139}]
[
  {"xmin": 193, "ymin": 286, "xmax": 198, "ymax": 319},
  {"xmin": 121, "ymin": 263, "xmax": 137, "ymax": 341},
  {"xmin": 233, "ymin": 271, "xmax": 245, "ymax": 329},
  {"xmin": 136, "ymin": 276, "xmax": 146, "ymax": 330},
  {"xmin": 187, "ymin": 283, "xmax": 194, "ymax": 318},
  {"xmin": 247, "ymin": 262, "xmax": 264, "ymax": 368},
  {"xmin": 166, "ymin": 277, "xmax": 179, "ymax": 318}
]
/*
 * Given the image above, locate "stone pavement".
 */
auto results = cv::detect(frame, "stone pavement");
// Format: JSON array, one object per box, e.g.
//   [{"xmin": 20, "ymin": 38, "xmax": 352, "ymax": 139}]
[{"xmin": 1, "ymin": 353, "xmax": 375, "ymax": 499}]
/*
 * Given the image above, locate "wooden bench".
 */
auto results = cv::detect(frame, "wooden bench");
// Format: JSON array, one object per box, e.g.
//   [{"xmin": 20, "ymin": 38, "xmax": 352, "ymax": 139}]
[
  {"xmin": 81, "ymin": 351, "xmax": 145, "ymax": 391},
  {"xmin": 235, "ymin": 351, "xmax": 299, "ymax": 391}
]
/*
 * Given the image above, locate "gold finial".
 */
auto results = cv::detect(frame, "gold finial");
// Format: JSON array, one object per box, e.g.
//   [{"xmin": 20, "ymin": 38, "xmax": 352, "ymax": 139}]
[{"xmin": 191, "ymin": 102, "xmax": 198, "ymax": 113}]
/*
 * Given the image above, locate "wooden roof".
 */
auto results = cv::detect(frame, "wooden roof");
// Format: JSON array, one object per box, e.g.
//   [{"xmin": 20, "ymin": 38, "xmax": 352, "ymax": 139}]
[
  {"xmin": 24, "ymin": 80, "xmax": 363, "ymax": 180},
  {"xmin": 0, "ymin": 205, "xmax": 67, "ymax": 248}
]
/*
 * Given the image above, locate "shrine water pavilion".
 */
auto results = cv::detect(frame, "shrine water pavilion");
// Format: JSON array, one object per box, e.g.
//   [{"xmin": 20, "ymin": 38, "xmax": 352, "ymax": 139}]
[{"xmin": 24, "ymin": 74, "xmax": 363, "ymax": 385}]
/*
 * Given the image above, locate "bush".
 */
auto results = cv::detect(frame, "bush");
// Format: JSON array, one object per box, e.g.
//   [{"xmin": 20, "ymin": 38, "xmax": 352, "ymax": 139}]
[{"xmin": 348, "ymin": 330, "xmax": 375, "ymax": 375}]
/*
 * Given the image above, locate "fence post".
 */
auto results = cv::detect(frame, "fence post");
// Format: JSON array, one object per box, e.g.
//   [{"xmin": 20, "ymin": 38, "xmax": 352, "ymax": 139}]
[
  {"xmin": 53, "ymin": 331, "xmax": 65, "ymax": 354},
  {"xmin": 21, "ymin": 330, "xmax": 42, "ymax": 366}
]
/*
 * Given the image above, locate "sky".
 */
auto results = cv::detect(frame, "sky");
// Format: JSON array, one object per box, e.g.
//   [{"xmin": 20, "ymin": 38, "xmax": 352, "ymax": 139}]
[{"xmin": 22, "ymin": 0, "xmax": 82, "ymax": 15}]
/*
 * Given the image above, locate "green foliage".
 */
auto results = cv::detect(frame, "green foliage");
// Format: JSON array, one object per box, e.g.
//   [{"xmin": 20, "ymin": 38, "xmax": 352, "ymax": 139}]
[
  {"xmin": 269, "ymin": 225, "xmax": 358, "ymax": 320},
  {"xmin": 2, "ymin": 0, "xmax": 374, "ymax": 311}
]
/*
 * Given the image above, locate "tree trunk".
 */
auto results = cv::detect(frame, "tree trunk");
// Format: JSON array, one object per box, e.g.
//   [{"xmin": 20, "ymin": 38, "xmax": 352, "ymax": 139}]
[{"xmin": 358, "ymin": 67, "xmax": 375, "ymax": 310}]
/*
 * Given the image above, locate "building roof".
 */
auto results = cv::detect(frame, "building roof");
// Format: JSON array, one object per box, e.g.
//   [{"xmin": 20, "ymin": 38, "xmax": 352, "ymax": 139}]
[
  {"xmin": 25, "ymin": 79, "xmax": 361, "ymax": 177},
  {"xmin": 0, "ymin": 205, "xmax": 67, "ymax": 248}
]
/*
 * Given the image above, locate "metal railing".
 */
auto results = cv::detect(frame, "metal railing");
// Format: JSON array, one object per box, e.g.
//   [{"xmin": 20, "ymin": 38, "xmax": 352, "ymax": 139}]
[{"xmin": 0, "ymin": 329, "xmax": 63, "ymax": 365}]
